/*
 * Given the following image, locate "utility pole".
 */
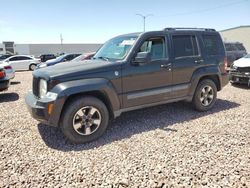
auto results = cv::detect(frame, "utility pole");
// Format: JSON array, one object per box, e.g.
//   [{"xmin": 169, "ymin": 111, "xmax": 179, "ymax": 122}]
[
  {"xmin": 60, "ymin": 33, "xmax": 63, "ymax": 54},
  {"xmin": 136, "ymin": 14, "xmax": 153, "ymax": 32}
]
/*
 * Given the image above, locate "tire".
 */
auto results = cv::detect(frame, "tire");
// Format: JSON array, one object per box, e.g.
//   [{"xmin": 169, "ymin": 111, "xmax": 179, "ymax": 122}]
[
  {"xmin": 29, "ymin": 64, "xmax": 36, "ymax": 71},
  {"xmin": 61, "ymin": 96, "xmax": 109, "ymax": 144},
  {"xmin": 192, "ymin": 79, "xmax": 217, "ymax": 111}
]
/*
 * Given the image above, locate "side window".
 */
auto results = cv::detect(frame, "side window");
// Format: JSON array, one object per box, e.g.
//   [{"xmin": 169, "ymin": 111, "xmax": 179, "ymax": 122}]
[
  {"xmin": 172, "ymin": 35, "xmax": 199, "ymax": 58},
  {"xmin": 9, "ymin": 56, "xmax": 23, "ymax": 61},
  {"xmin": 203, "ymin": 35, "xmax": 221, "ymax": 56},
  {"xmin": 20, "ymin": 56, "xmax": 32, "ymax": 60},
  {"xmin": 139, "ymin": 37, "xmax": 167, "ymax": 60}
]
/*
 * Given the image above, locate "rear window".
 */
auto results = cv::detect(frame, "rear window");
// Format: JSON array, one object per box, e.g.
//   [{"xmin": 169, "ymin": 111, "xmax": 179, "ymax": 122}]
[
  {"xmin": 172, "ymin": 35, "xmax": 199, "ymax": 58},
  {"xmin": 235, "ymin": 43, "xmax": 246, "ymax": 51},
  {"xmin": 203, "ymin": 35, "xmax": 222, "ymax": 56}
]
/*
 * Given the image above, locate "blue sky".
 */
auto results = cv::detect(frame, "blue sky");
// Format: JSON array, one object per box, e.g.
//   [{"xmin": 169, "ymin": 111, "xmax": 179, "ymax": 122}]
[{"xmin": 0, "ymin": 0, "xmax": 249, "ymax": 44}]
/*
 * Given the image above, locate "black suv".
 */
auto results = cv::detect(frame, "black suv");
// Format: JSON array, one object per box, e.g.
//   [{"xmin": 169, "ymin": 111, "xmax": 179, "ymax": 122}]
[
  {"xmin": 26, "ymin": 28, "xmax": 228, "ymax": 143},
  {"xmin": 224, "ymin": 42, "xmax": 247, "ymax": 67},
  {"xmin": 39, "ymin": 54, "xmax": 56, "ymax": 62}
]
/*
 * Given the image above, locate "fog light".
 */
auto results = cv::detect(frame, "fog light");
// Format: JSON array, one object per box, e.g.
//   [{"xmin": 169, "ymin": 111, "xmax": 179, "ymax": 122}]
[{"xmin": 48, "ymin": 103, "xmax": 54, "ymax": 114}]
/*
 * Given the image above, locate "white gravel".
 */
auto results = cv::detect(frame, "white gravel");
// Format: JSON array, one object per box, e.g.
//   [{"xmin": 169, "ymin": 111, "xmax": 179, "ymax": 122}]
[{"xmin": 0, "ymin": 71, "xmax": 249, "ymax": 187}]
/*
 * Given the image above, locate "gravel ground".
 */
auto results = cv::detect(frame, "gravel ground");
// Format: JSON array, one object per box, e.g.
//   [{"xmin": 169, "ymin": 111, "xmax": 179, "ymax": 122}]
[{"xmin": 0, "ymin": 71, "xmax": 249, "ymax": 187}]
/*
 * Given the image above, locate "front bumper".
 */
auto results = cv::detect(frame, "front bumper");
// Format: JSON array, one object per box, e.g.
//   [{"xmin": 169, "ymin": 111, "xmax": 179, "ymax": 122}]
[
  {"xmin": 0, "ymin": 80, "xmax": 10, "ymax": 91},
  {"xmin": 25, "ymin": 91, "xmax": 58, "ymax": 126},
  {"xmin": 229, "ymin": 72, "xmax": 250, "ymax": 85}
]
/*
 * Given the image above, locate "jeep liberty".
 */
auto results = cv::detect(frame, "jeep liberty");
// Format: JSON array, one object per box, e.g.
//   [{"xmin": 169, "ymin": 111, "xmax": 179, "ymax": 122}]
[{"xmin": 26, "ymin": 28, "xmax": 228, "ymax": 143}]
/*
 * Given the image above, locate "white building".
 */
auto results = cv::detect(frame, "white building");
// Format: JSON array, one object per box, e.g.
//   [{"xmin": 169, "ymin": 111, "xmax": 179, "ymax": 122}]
[
  {"xmin": 220, "ymin": 25, "xmax": 250, "ymax": 52},
  {"xmin": 0, "ymin": 42, "xmax": 102, "ymax": 56}
]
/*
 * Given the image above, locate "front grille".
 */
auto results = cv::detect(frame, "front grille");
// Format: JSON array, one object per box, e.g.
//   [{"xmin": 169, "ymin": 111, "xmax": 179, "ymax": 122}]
[
  {"xmin": 32, "ymin": 77, "xmax": 39, "ymax": 97},
  {"xmin": 238, "ymin": 67, "xmax": 250, "ymax": 73}
]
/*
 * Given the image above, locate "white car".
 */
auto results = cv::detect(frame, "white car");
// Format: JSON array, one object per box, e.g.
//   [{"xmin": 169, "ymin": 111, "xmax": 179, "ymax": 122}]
[
  {"xmin": 230, "ymin": 54, "xmax": 250, "ymax": 85},
  {"xmin": 0, "ymin": 55, "xmax": 40, "ymax": 71},
  {"xmin": 0, "ymin": 62, "xmax": 15, "ymax": 79}
]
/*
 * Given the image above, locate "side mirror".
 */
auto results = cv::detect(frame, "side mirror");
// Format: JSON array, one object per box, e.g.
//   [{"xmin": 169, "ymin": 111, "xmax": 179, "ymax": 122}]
[{"xmin": 133, "ymin": 52, "xmax": 151, "ymax": 64}]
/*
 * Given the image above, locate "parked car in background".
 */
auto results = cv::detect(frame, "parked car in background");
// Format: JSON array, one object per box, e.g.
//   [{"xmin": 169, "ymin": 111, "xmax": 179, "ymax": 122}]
[
  {"xmin": 0, "ymin": 55, "xmax": 40, "ymax": 71},
  {"xmin": 39, "ymin": 54, "xmax": 56, "ymax": 62},
  {"xmin": 0, "ymin": 68, "xmax": 10, "ymax": 91},
  {"xmin": 70, "ymin": 52, "xmax": 95, "ymax": 62},
  {"xmin": 0, "ymin": 54, "xmax": 12, "ymax": 61},
  {"xmin": 37, "ymin": 53, "xmax": 81, "ymax": 68},
  {"xmin": 229, "ymin": 54, "xmax": 250, "ymax": 86},
  {"xmin": 225, "ymin": 42, "xmax": 247, "ymax": 67},
  {"xmin": 26, "ymin": 27, "xmax": 228, "ymax": 143},
  {"xmin": 0, "ymin": 62, "xmax": 15, "ymax": 79}
]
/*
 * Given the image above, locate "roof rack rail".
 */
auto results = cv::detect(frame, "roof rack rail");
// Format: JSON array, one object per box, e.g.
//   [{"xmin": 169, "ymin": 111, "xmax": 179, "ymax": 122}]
[{"xmin": 164, "ymin": 27, "xmax": 216, "ymax": 32}]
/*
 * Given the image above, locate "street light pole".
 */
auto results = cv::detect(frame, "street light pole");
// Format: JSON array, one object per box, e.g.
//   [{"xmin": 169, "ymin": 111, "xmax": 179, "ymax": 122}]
[
  {"xmin": 60, "ymin": 33, "xmax": 63, "ymax": 54},
  {"xmin": 136, "ymin": 14, "xmax": 153, "ymax": 32}
]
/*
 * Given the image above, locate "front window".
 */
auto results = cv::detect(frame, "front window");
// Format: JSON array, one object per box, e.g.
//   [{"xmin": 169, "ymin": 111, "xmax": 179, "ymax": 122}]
[
  {"xmin": 94, "ymin": 36, "xmax": 138, "ymax": 61},
  {"xmin": 139, "ymin": 37, "xmax": 167, "ymax": 60}
]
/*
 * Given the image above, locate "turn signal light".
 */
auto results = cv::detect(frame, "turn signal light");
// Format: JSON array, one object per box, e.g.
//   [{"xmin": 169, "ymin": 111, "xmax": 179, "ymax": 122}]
[
  {"xmin": 48, "ymin": 103, "xmax": 54, "ymax": 115},
  {"xmin": 4, "ymin": 66, "xmax": 12, "ymax": 70}
]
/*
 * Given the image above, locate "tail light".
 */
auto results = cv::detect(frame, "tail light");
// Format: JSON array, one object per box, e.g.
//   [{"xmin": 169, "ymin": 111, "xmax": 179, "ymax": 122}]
[
  {"xmin": 223, "ymin": 57, "xmax": 228, "ymax": 73},
  {"xmin": 4, "ymin": 66, "xmax": 12, "ymax": 70},
  {"xmin": 0, "ymin": 70, "xmax": 6, "ymax": 79}
]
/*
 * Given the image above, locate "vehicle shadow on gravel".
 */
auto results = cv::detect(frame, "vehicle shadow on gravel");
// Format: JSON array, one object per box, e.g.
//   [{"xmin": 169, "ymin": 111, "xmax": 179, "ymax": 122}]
[
  {"xmin": 0, "ymin": 93, "xmax": 19, "ymax": 103},
  {"xmin": 38, "ymin": 99, "xmax": 240, "ymax": 151},
  {"xmin": 231, "ymin": 83, "xmax": 250, "ymax": 90},
  {"xmin": 10, "ymin": 81, "xmax": 21, "ymax": 85}
]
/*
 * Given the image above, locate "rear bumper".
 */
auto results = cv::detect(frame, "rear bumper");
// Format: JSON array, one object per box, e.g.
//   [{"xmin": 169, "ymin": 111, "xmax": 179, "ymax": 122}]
[
  {"xmin": 0, "ymin": 80, "xmax": 10, "ymax": 91},
  {"xmin": 220, "ymin": 73, "xmax": 229, "ymax": 89}
]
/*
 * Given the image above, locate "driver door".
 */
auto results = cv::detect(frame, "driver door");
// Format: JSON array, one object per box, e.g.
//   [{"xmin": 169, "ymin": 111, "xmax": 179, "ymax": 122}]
[{"xmin": 122, "ymin": 35, "xmax": 172, "ymax": 108}]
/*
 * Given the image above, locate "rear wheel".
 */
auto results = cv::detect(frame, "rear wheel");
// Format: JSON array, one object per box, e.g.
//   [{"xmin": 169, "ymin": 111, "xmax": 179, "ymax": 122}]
[
  {"xmin": 29, "ymin": 64, "xmax": 36, "ymax": 71},
  {"xmin": 192, "ymin": 79, "xmax": 217, "ymax": 111},
  {"xmin": 61, "ymin": 96, "xmax": 109, "ymax": 144}
]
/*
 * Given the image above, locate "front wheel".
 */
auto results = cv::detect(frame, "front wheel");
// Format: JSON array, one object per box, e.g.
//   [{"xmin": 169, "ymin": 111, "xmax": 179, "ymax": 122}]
[
  {"xmin": 192, "ymin": 79, "xmax": 217, "ymax": 111},
  {"xmin": 29, "ymin": 64, "xmax": 37, "ymax": 71},
  {"xmin": 61, "ymin": 96, "xmax": 109, "ymax": 144}
]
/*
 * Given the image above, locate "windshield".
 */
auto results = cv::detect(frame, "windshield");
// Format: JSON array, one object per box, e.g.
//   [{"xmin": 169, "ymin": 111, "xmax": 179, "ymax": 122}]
[
  {"xmin": 71, "ymin": 54, "xmax": 85, "ymax": 62},
  {"xmin": 244, "ymin": 54, "xmax": 250, "ymax": 58},
  {"xmin": 56, "ymin": 54, "xmax": 67, "ymax": 61},
  {"xmin": 94, "ymin": 35, "xmax": 138, "ymax": 61}
]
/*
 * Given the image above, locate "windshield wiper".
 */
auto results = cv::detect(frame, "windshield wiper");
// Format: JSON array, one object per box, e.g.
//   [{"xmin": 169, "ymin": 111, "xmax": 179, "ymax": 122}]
[{"xmin": 95, "ymin": 56, "xmax": 109, "ymax": 62}]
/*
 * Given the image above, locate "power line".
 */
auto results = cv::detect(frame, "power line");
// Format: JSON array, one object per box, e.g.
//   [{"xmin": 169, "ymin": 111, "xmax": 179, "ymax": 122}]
[{"xmin": 165, "ymin": 0, "xmax": 248, "ymax": 17}]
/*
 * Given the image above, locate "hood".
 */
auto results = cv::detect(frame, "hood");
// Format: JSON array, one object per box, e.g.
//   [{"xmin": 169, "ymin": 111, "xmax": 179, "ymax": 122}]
[
  {"xmin": 33, "ymin": 59, "xmax": 120, "ymax": 81},
  {"xmin": 233, "ymin": 58, "xmax": 250, "ymax": 68},
  {"xmin": 45, "ymin": 58, "xmax": 61, "ymax": 66}
]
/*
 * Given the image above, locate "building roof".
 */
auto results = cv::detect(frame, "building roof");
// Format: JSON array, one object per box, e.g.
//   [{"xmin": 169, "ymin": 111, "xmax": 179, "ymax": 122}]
[{"xmin": 220, "ymin": 25, "xmax": 250, "ymax": 32}]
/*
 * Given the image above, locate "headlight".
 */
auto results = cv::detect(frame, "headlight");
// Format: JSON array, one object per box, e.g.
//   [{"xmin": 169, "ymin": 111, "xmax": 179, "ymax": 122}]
[{"xmin": 39, "ymin": 79, "xmax": 47, "ymax": 98}]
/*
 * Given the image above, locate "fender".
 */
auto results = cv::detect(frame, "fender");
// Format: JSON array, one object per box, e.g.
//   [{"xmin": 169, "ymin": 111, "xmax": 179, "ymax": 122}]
[
  {"xmin": 188, "ymin": 65, "xmax": 221, "ymax": 98},
  {"xmin": 48, "ymin": 78, "xmax": 120, "ymax": 126}
]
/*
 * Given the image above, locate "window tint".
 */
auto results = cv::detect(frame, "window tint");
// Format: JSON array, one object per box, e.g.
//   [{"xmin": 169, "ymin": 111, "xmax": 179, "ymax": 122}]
[
  {"xmin": 9, "ymin": 56, "xmax": 32, "ymax": 61},
  {"xmin": 235, "ymin": 43, "xmax": 245, "ymax": 51},
  {"xmin": 139, "ymin": 37, "xmax": 167, "ymax": 60},
  {"xmin": 225, "ymin": 43, "xmax": 237, "ymax": 51},
  {"xmin": 203, "ymin": 35, "xmax": 222, "ymax": 55},
  {"xmin": 173, "ymin": 35, "xmax": 198, "ymax": 58}
]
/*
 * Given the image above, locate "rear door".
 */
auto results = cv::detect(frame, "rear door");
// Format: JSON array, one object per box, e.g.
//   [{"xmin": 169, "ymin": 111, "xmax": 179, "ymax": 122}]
[
  {"xmin": 9, "ymin": 56, "xmax": 33, "ymax": 70},
  {"xmin": 171, "ymin": 33, "xmax": 202, "ymax": 98}
]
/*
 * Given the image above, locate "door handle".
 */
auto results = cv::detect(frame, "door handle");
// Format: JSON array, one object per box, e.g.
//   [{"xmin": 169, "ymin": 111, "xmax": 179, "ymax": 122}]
[
  {"xmin": 161, "ymin": 63, "xmax": 171, "ymax": 71},
  {"xmin": 195, "ymin": 59, "xmax": 204, "ymax": 64}
]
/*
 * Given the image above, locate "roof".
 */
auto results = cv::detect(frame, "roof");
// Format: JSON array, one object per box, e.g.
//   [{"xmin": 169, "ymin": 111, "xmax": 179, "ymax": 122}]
[{"xmin": 220, "ymin": 25, "xmax": 250, "ymax": 32}]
